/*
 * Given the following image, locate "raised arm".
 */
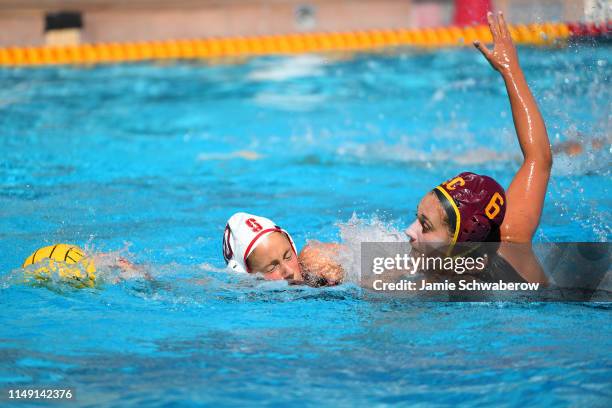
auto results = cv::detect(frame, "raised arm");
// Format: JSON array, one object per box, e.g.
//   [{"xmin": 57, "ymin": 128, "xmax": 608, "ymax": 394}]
[{"xmin": 474, "ymin": 12, "xmax": 552, "ymax": 243}]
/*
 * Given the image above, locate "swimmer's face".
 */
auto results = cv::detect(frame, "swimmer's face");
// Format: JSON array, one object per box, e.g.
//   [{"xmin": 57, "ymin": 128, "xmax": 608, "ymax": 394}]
[
  {"xmin": 405, "ymin": 192, "xmax": 452, "ymax": 253},
  {"xmin": 246, "ymin": 231, "xmax": 302, "ymax": 281}
]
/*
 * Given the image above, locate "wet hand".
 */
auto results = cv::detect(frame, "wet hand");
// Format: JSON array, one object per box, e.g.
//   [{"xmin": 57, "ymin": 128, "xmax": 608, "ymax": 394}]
[
  {"xmin": 117, "ymin": 257, "xmax": 135, "ymax": 271},
  {"xmin": 474, "ymin": 11, "xmax": 520, "ymax": 75},
  {"xmin": 116, "ymin": 257, "xmax": 153, "ymax": 281},
  {"xmin": 299, "ymin": 242, "xmax": 344, "ymax": 287}
]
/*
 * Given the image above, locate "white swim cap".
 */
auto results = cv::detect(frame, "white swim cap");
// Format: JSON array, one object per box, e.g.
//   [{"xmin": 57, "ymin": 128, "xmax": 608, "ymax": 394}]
[{"xmin": 222, "ymin": 212, "xmax": 297, "ymax": 273}]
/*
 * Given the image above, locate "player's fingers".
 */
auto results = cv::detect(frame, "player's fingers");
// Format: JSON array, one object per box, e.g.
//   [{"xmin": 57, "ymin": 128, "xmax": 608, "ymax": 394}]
[
  {"xmin": 474, "ymin": 40, "xmax": 493, "ymax": 61},
  {"xmin": 487, "ymin": 12, "xmax": 500, "ymax": 41},
  {"xmin": 498, "ymin": 11, "xmax": 511, "ymax": 39}
]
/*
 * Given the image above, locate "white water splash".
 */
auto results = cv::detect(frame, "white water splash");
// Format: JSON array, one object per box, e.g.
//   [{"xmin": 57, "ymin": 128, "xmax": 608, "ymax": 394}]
[
  {"xmin": 87, "ymin": 242, "xmax": 152, "ymax": 284},
  {"xmin": 198, "ymin": 262, "xmax": 230, "ymax": 273},
  {"xmin": 335, "ymin": 213, "xmax": 409, "ymax": 283},
  {"xmin": 336, "ymin": 142, "xmax": 516, "ymax": 166},
  {"xmin": 197, "ymin": 150, "xmax": 263, "ymax": 161},
  {"xmin": 248, "ymin": 55, "xmax": 327, "ymax": 82}
]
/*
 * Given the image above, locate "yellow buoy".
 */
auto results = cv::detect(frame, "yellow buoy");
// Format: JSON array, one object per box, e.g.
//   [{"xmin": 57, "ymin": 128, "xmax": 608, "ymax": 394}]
[{"xmin": 22, "ymin": 244, "xmax": 96, "ymax": 288}]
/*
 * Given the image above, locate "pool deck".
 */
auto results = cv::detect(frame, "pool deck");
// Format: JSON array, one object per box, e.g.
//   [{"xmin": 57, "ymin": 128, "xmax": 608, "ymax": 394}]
[{"xmin": 0, "ymin": 0, "xmax": 594, "ymax": 47}]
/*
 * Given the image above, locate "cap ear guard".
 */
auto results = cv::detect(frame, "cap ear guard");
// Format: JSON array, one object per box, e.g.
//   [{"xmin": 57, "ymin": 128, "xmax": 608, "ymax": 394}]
[
  {"xmin": 222, "ymin": 223, "xmax": 247, "ymax": 273},
  {"xmin": 222, "ymin": 224, "xmax": 233, "ymax": 264},
  {"xmin": 227, "ymin": 259, "xmax": 246, "ymax": 273},
  {"xmin": 460, "ymin": 214, "xmax": 493, "ymax": 242}
]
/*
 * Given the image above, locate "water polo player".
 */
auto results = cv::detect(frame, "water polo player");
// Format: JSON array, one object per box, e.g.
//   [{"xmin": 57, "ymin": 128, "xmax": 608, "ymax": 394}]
[
  {"xmin": 222, "ymin": 212, "xmax": 343, "ymax": 285},
  {"xmin": 404, "ymin": 12, "xmax": 551, "ymax": 282},
  {"xmin": 223, "ymin": 212, "xmax": 303, "ymax": 282},
  {"xmin": 299, "ymin": 12, "xmax": 552, "ymax": 285}
]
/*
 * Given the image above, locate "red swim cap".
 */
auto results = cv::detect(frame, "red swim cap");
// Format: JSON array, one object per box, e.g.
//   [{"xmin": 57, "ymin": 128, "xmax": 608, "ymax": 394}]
[{"xmin": 433, "ymin": 172, "xmax": 506, "ymax": 244}]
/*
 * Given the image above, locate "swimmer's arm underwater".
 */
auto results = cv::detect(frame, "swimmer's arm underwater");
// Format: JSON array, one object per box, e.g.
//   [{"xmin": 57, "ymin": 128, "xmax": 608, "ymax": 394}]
[{"xmin": 474, "ymin": 12, "xmax": 552, "ymax": 244}]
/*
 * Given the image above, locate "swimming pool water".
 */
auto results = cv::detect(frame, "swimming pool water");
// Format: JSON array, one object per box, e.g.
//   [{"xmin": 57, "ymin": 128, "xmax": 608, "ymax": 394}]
[{"xmin": 1, "ymin": 44, "xmax": 611, "ymax": 406}]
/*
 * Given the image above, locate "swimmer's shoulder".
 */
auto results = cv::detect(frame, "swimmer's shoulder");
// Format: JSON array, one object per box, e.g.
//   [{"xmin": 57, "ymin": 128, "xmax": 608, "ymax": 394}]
[{"xmin": 495, "ymin": 242, "xmax": 548, "ymax": 284}]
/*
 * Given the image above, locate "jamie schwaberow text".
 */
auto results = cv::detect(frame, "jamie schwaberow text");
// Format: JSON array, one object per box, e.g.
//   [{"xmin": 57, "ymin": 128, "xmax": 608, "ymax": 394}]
[{"xmin": 372, "ymin": 279, "xmax": 540, "ymax": 292}]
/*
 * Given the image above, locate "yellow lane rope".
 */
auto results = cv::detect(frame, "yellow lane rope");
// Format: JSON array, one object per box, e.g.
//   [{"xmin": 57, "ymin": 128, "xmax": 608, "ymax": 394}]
[{"xmin": 0, "ymin": 22, "xmax": 594, "ymax": 66}]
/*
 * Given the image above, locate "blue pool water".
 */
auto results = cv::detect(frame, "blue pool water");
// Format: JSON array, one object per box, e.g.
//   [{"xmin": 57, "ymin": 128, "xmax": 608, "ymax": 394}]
[{"xmin": 1, "ymin": 44, "xmax": 611, "ymax": 406}]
